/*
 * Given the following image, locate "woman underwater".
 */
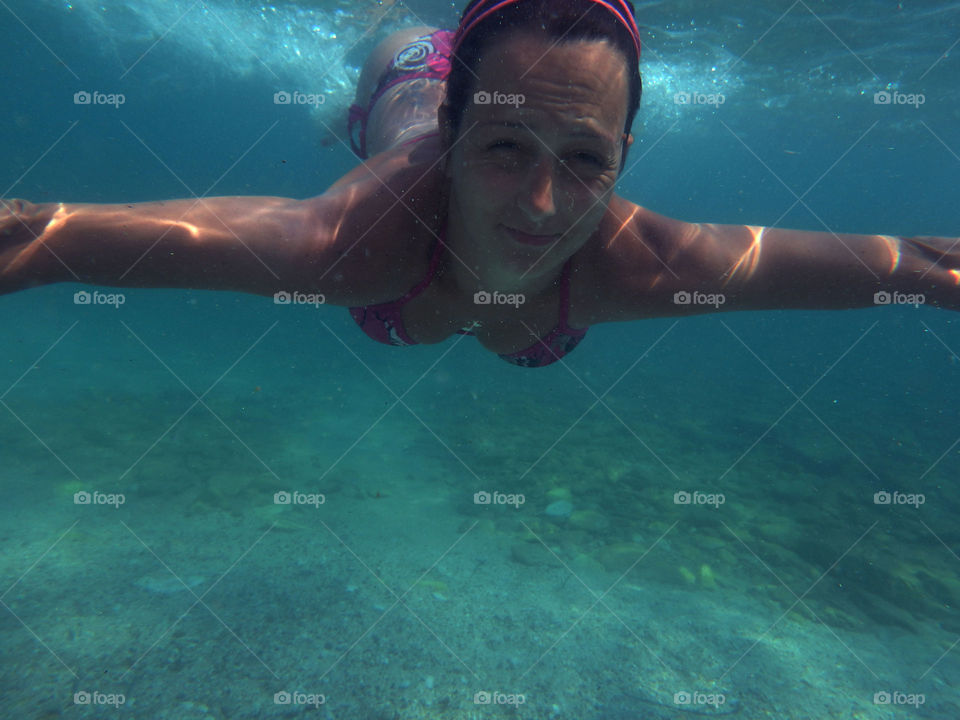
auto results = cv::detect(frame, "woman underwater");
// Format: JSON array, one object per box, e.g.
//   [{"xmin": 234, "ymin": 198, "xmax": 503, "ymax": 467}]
[{"xmin": 1, "ymin": 0, "xmax": 958, "ymax": 367}]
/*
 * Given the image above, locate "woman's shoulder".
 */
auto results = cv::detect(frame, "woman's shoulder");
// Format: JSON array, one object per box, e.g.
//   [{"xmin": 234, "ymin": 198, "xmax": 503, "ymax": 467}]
[
  {"xmin": 582, "ymin": 197, "xmax": 660, "ymax": 276},
  {"xmin": 318, "ymin": 137, "xmax": 447, "ymax": 304},
  {"xmin": 573, "ymin": 197, "xmax": 688, "ymax": 324},
  {"xmin": 590, "ymin": 197, "xmax": 708, "ymax": 273}
]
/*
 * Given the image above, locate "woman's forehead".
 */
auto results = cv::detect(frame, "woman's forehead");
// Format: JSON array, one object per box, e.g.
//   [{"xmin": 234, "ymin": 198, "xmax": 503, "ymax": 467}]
[{"xmin": 469, "ymin": 34, "xmax": 630, "ymax": 133}]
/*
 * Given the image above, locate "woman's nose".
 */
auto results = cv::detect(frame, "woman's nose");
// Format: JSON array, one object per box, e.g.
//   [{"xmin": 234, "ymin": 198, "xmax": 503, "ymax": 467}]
[{"xmin": 517, "ymin": 156, "xmax": 557, "ymax": 223}]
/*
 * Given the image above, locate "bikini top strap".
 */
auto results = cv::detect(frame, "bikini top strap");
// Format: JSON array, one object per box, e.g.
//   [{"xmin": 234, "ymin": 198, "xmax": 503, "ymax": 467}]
[{"xmin": 395, "ymin": 225, "xmax": 446, "ymax": 304}]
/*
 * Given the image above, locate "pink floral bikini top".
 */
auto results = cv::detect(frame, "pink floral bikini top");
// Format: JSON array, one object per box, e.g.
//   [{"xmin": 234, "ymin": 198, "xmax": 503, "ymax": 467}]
[{"xmin": 348, "ymin": 230, "xmax": 589, "ymax": 368}]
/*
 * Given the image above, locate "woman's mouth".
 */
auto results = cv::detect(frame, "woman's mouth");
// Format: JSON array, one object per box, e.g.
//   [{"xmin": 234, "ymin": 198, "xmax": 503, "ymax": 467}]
[{"xmin": 502, "ymin": 225, "xmax": 561, "ymax": 246}]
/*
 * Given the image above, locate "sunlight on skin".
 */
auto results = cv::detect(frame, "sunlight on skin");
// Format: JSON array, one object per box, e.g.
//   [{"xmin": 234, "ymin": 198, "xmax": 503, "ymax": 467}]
[
  {"xmin": 875, "ymin": 234, "xmax": 902, "ymax": 274},
  {"xmin": 41, "ymin": 204, "xmax": 202, "ymax": 242},
  {"xmin": 725, "ymin": 225, "xmax": 765, "ymax": 285},
  {"xmin": 606, "ymin": 206, "xmax": 640, "ymax": 250},
  {"xmin": 171, "ymin": 219, "xmax": 201, "ymax": 240},
  {"xmin": 44, "ymin": 203, "xmax": 69, "ymax": 234},
  {"xmin": 950, "ymin": 269, "xmax": 960, "ymax": 286}
]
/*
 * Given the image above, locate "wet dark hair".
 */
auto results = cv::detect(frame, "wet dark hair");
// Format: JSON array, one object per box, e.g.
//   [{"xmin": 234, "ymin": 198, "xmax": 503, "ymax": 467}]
[{"xmin": 444, "ymin": 0, "xmax": 642, "ymax": 166}]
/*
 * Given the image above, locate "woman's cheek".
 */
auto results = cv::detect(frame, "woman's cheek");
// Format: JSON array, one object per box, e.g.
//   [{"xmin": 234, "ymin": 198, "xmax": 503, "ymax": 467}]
[{"xmin": 468, "ymin": 164, "xmax": 521, "ymax": 203}]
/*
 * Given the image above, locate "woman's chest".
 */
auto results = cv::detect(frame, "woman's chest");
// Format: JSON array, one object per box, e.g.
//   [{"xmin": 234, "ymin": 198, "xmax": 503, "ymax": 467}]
[{"xmin": 399, "ymin": 258, "xmax": 596, "ymax": 354}]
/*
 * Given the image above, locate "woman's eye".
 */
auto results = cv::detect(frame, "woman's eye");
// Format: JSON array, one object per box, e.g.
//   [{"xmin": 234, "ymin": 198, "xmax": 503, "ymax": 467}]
[{"xmin": 567, "ymin": 153, "xmax": 604, "ymax": 167}]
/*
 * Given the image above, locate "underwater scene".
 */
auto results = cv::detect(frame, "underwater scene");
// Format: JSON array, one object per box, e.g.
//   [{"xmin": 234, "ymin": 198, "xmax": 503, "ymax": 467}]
[{"xmin": 1, "ymin": 1, "xmax": 959, "ymax": 718}]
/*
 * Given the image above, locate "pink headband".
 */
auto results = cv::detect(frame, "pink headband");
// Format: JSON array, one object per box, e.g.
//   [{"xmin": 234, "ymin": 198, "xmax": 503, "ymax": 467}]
[{"xmin": 453, "ymin": 0, "xmax": 641, "ymax": 60}]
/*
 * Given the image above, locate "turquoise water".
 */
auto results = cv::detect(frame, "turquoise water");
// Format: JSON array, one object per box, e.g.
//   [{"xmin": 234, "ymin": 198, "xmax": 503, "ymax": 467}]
[{"xmin": 1, "ymin": 1, "xmax": 959, "ymax": 718}]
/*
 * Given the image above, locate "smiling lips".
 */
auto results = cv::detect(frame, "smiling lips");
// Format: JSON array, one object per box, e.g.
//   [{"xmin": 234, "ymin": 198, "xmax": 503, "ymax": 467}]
[{"xmin": 503, "ymin": 224, "xmax": 561, "ymax": 246}]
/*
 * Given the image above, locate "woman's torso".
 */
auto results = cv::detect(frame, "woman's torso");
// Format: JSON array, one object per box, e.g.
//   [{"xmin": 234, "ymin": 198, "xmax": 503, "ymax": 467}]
[{"xmin": 330, "ymin": 136, "xmax": 612, "ymax": 358}]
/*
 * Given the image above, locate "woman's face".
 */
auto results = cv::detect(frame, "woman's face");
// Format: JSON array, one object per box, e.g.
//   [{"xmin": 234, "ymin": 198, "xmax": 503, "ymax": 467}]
[{"xmin": 445, "ymin": 31, "xmax": 631, "ymax": 282}]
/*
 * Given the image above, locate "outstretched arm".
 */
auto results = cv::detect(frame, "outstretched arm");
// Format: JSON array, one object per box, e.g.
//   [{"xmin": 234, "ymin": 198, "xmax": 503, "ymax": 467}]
[
  {"xmin": 0, "ymin": 195, "xmax": 352, "ymax": 298},
  {"xmin": 592, "ymin": 198, "xmax": 960, "ymax": 321},
  {"xmin": 0, "ymin": 147, "xmax": 442, "ymax": 303}
]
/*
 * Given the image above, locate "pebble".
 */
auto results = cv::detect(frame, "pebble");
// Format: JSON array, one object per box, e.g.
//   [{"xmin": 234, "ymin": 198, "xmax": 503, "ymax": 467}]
[{"xmin": 545, "ymin": 500, "xmax": 573, "ymax": 518}]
